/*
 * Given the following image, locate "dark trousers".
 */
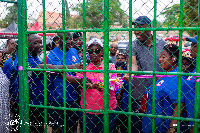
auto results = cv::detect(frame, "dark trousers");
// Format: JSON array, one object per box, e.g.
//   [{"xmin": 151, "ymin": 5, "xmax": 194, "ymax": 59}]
[{"xmin": 29, "ymin": 107, "xmax": 44, "ymax": 133}]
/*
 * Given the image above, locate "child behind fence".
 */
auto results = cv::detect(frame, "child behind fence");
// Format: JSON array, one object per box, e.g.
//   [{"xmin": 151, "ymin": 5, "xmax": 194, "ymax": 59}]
[{"xmin": 115, "ymin": 61, "xmax": 135, "ymax": 133}]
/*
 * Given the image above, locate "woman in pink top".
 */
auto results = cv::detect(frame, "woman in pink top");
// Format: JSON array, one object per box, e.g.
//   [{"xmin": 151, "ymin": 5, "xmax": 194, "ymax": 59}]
[{"xmin": 77, "ymin": 38, "xmax": 118, "ymax": 133}]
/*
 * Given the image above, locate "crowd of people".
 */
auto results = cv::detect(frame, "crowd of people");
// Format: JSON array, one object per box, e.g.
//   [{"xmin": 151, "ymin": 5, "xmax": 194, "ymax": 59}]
[{"xmin": 0, "ymin": 16, "xmax": 198, "ymax": 133}]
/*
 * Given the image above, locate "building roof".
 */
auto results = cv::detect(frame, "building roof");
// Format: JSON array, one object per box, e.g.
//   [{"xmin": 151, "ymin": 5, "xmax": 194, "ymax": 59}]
[{"xmin": 37, "ymin": 11, "xmax": 63, "ymax": 24}]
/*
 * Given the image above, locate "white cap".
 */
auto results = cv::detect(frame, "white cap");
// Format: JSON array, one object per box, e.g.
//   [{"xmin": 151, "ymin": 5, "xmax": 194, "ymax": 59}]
[{"xmin": 88, "ymin": 38, "xmax": 103, "ymax": 48}]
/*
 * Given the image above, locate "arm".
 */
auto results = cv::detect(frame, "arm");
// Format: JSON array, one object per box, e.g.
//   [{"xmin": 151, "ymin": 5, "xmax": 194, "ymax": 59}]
[
  {"xmin": 36, "ymin": 64, "xmax": 83, "ymax": 69},
  {"xmin": 168, "ymin": 102, "xmax": 185, "ymax": 132},
  {"xmin": 123, "ymin": 55, "xmax": 138, "ymax": 82},
  {"xmin": 131, "ymin": 55, "xmax": 138, "ymax": 71}
]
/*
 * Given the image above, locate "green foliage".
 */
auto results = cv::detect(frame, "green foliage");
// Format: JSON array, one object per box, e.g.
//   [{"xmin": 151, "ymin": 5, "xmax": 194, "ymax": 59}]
[
  {"xmin": 183, "ymin": 0, "xmax": 198, "ymax": 36},
  {"xmin": 72, "ymin": 0, "xmax": 126, "ymax": 28},
  {"xmin": 2, "ymin": 4, "xmax": 17, "ymax": 26},
  {"xmin": 65, "ymin": 0, "xmax": 70, "ymax": 27},
  {"xmin": 160, "ymin": 4, "xmax": 180, "ymax": 27},
  {"xmin": 161, "ymin": 1, "xmax": 198, "ymax": 36}
]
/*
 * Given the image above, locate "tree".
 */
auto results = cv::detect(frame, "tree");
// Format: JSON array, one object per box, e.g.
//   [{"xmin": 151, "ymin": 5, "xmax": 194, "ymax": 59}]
[
  {"xmin": 160, "ymin": 1, "xmax": 198, "ymax": 36},
  {"xmin": 160, "ymin": 4, "xmax": 180, "ymax": 27},
  {"xmin": 65, "ymin": 0, "xmax": 70, "ymax": 27},
  {"xmin": 182, "ymin": 0, "xmax": 198, "ymax": 36},
  {"xmin": 72, "ymin": 0, "xmax": 126, "ymax": 28},
  {"xmin": 2, "ymin": 3, "xmax": 17, "ymax": 26}
]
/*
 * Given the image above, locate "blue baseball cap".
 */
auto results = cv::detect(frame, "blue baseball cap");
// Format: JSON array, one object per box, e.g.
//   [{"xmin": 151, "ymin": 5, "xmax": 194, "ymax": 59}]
[
  {"xmin": 132, "ymin": 16, "xmax": 151, "ymax": 25},
  {"xmin": 186, "ymin": 35, "xmax": 197, "ymax": 44}
]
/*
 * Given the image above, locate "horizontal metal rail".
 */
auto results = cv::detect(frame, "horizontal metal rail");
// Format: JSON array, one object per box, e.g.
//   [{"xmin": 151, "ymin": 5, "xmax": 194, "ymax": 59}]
[
  {"xmin": 26, "ymin": 68, "xmax": 200, "ymax": 76},
  {"xmin": 0, "ymin": 0, "xmax": 17, "ymax": 3},
  {"xmin": 29, "ymin": 104, "xmax": 200, "ymax": 123},
  {"xmin": 26, "ymin": 27, "xmax": 200, "ymax": 33}
]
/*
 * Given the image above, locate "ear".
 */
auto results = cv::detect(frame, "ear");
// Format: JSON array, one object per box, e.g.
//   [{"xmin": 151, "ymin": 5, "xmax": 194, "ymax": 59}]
[{"xmin": 172, "ymin": 57, "xmax": 176, "ymax": 62}]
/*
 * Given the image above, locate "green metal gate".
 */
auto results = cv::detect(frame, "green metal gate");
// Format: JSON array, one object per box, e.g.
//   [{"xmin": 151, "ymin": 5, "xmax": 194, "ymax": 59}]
[{"xmin": 0, "ymin": 0, "xmax": 200, "ymax": 132}]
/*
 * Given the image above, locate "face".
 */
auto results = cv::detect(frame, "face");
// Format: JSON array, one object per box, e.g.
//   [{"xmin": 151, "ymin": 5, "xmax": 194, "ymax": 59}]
[
  {"xmin": 28, "ymin": 34, "xmax": 42, "ymax": 56},
  {"xmin": 73, "ymin": 37, "xmax": 83, "ymax": 51},
  {"xmin": 117, "ymin": 66, "xmax": 123, "ymax": 77},
  {"xmin": 109, "ymin": 44, "xmax": 118, "ymax": 54},
  {"xmin": 7, "ymin": 39, "xmax": 17, "ymax": 54},
  {"xmin": 88, "ymin": 44, "xmax": 103, "ymax": 63},
  {"xmin": 182, "ymin": 59, "xmax": 192, "ymax": 73},
  {"xmin": 134, "ymin": 23, "xmax": 151, "ymax": 43},
  {"xmin": 58, "ymin": 32, "xmax": 72, "ymax": 51},
  {"xmin": 190, "ymin": 42, "xmax": 197, "ymax": 58},
  {"xmin": 159, "ymin": 50, "xmax": 175, "ymax": 71},
  {"xmin": 116, "ymin": 55, "xmax": 126, "ymax": 62}
]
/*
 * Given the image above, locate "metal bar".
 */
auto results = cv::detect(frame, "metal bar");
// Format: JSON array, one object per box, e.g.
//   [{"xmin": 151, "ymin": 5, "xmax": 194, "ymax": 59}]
[
  {"xmin": 82, "ymin": 0, "xmax": 86, "ymax": 132},
  {"xmin": 193, "ymin": 0, "xmax": 200, "ymax": 132},
  {"xmin": 42, "ymin": 0, "xmax": 47, "ymax": 132},
  {"xmin": 152, "ymin": 0, "xmax": 157, "ymax": 132},
  {"xmin": 103, "ymin": 0, "xmax": 109, "ymax": 132},
  {"xmin": 29, "ymin": 104, "xmax": 200, "ymax": 122},
  {"xmin": 177, "ymin": 0, "xmax": 183, "ymax": 132},
  {"xmin": 26, "ymin": 68, "xmax": 200, "ymax": 76},
  {"xmin": 0, "ymin": 0, "xmax": 17, "ymax": 3},
  {"xmin": 62, "ymin": 0, "xmax": 66, "ymax": 132},
  {"xmin": 17, "ymin": 0, "xmax": 25, "ymax": 132},
  {"xmin": 128, "ymin": 0, "xmax": 132, "ymax": 133},
  {"xmin": 26, "ymin": 27, "xmax": 200, "ymax": 33}
]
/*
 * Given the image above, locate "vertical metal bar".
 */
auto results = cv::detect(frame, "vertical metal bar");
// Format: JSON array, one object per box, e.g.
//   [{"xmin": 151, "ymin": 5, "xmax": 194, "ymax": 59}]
[
  {"xmin": 103, "ymin": 0, "xmax": 109, "ymax": 132},
  {"xmin": 194, "ymin": 0, "xmax": 200, "ymax": 132},
  {"xmin": 23, "ymin": 0, "xmax": 29, "ymax": 131},
  {"xmin": 17, "ymin": 0, "xmax": 25, "ymax": 132},
  {"xmin": 152, "ymin": 0, "xmax": 157, "ymax": 132},
  {"xmin": 128, "ymin": 0, "xmax": 132, "ymax": 133},
  {"xmin": 62, "ymin": 0, "xmax": 66, "ymax": 133},
  {"xmin": 82, "ymin": 0, "xmax": 87, "ymax": 133},
  {"xmin": 177, "ymin": 0, "xmax": 183, "ymax": 132},
  {"xmin": 42, "ymin": 0, "xmax": 47, "ymax": 132}
]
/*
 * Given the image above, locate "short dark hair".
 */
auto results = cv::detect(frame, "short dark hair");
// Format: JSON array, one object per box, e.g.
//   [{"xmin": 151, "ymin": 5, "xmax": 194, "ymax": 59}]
[
  {"xmin": 52, "ymin": 36, "xmax": 59, "ymax": 48},
  {"xmin": 163, "ymin": 43, "xmax": 179, "ymax": 63},
  {"xmin": 115, "ymin": 61, "xmax": 127, "ymax": 70},
  {"xmin": 73, "ymin": 32, "xmax": 82, "ymax": 39}
]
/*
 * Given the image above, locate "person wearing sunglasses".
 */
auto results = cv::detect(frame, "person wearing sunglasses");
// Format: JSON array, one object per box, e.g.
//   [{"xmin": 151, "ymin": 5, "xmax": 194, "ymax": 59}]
[{"xmin": 77, "ymin": 38, "xmax": 119, "ymax": 133}]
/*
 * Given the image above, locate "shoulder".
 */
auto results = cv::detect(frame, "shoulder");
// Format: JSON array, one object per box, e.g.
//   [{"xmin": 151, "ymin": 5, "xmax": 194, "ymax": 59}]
[
  {"xmin": 69, "ymin": 48, "xmax": 78, "ymax": 54},
  {"xmin": 131, "ymin": 39, "xmax": 140, "ymax": 48},
  {"xmin": 156, "ymin": 38, "xmax": 166, "ymax": 48},
  {"xmin": 4, "ymin": 57, "xmax": 12, "ymax": 65},
  {"xmin": 48, "ymin": 47, "xmax": 60, "ymax": 58}
]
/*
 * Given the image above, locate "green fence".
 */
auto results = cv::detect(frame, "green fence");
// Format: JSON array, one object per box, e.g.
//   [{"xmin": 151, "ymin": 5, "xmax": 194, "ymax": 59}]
[{"xmin": 0, "ymin": 0, "xmax": 200, "ymax": 132}]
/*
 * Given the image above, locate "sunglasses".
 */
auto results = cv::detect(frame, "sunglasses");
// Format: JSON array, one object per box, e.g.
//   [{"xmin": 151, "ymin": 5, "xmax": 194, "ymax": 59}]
[
  {"xmin": 88, "ymin": 48, "xmax": 102, "ymax": 54},
  {"xmin": 117, "ymin": 57, "xmax": 125, "ymax": 60}
]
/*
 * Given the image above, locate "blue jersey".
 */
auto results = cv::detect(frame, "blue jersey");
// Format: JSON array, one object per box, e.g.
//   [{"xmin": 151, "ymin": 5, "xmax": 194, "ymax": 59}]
[
  {"xmin": 120, "ymin": 81, "xmax": 133, "ymax": 112},
  {"xmin": 47, "ymin": 47, "xmax": 80, "ymax": 102},
  {"xmin": 182, "ymin": 69, "xmax": 196, "ymax": 127},
  {"xmin": 28, "ymin": 54, "xmax": 44, "ymax": 105},
  {"xmin": 142, "ymin": 67, "xmax": 185, "ymax": 133},
  {"xmin": 3, "ymin": 54, "xmax": 44, "ymax": 105},
  {"xmin": 3, "ymin": 56, "xmax": 19, "ymax": 102}
]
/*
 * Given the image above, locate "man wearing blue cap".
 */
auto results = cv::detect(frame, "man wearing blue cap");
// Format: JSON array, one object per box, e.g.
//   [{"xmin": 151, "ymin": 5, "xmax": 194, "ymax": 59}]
[
  {"xmin": 181, "ymin": 35, "xmax": 198, "ymax": 132},
  {"xmin": 125, "ymin": 16, "xmax": 166, "ymax": 132},
  {"xmin": 186, "ymin": 35, "xmax": 197, "ymax": 59}
]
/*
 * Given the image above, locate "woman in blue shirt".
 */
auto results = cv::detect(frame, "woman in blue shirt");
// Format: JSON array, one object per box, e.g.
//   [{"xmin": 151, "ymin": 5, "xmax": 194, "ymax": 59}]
[{"xmin": 142, "ymin": 44, "xmax": 185, "ymax": 133}]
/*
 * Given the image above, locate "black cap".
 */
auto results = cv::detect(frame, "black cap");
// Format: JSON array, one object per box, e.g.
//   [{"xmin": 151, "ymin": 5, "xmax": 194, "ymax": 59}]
[
  {"xmin": 73, "ymin": 32, "xmax": 82, "ymax": 38},
  {"xmin": 132, "ymin": 16, "xmax": 151, "ymax": 25}
]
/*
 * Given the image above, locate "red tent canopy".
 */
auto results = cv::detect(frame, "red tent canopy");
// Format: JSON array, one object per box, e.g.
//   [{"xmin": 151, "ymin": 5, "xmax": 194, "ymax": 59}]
[
  {"xmin": 28, "ymin": 21, "xmax": 43, "ymax": 31},
  {"xmin": 28, "ymin": 22, "xmax": 56, "ymax": 36}
]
